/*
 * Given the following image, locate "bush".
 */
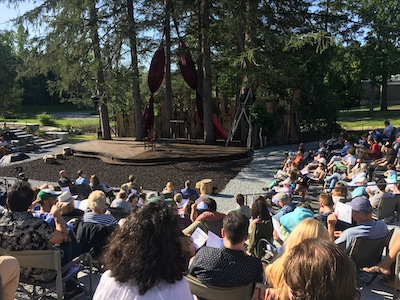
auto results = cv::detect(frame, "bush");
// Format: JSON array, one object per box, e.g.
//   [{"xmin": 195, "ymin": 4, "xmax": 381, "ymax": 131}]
[{"xmin": 37, "ymin": 112, "xmax": 57, "ymax": 126}]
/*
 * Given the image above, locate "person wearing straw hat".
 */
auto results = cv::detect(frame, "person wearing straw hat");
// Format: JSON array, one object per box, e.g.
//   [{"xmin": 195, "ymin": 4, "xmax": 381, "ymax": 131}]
[{"xmin": 57, "ymin": 191, "xmax": 83, "ymax": 220}]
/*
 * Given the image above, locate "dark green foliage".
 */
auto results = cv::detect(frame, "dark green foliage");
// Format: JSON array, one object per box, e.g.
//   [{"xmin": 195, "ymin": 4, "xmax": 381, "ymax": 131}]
[{"xmin": 37, "ymin": 112, "xmax": 57, "ymax": 126}]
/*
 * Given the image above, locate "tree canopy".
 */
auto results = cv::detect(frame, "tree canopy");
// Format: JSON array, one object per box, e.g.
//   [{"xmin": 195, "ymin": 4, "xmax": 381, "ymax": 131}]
[{"xmin": 0, "ymin": 0, "xmax": 399, "ymax": 143}]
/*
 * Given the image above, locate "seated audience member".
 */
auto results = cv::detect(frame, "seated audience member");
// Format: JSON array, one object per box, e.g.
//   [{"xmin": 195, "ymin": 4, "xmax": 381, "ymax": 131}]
[
  {"xmin": 83, "ymin": 191, "xmax": 117, "ymax": 226},
  {"xmin": 351, "ymin": 177, "xmax": 368, "ymax": 198},
  {"xmin": 307, "ymin": 161, "xmax": 326, "ymax": 182},
  {"xmin": 327, "ymin": 146, "xmax": 357, "ymax": 174},
  {"xmin": 190, "ymin": 197, "xmax": 225, "ymax": 223},
  {"xmin": 314, "ymin": 192, "xmax": 334, "ymax": 227},
  {"xmin": 361, "ymin": 138, "xmax": 381, "ymax": 160},
  {"xmin": 127, "ymin": 191, "xmax": 142, "ymax": 209},
  {"xmin": 229, "ymin": 193, "xmax": 251, "ymax": 218},
  {"xmin": 110, "ymin": 190, "xmax": 132, "ymax": 213},
  {"xmin": 385, "ymin": 163, "xmax": 398, "ymax": 183},
  {"xmin": 366, "ymin": 178, "xmax": 391, "ymax": 208},
  {"xmin": 328, "ymin": 196, "xmax": 389, "ymax": 251},
  {"xmin": 162, "ymin": 181, "xmax": 176, "ymax": 197},
  {"xmin": 376, "ymin": 120, "xmax": 395, "ymax": 142},
  {"xmin": 75, "ymin": 170, "xmax": 89, "ymax": 185},
  {"xmin": 0, "ymin": 255, "xmax": 20, "ymax": 300},
  {"xmin": 173, "ymin": 193, "xmax": 186, "ymax": 209},
  {"xmin": 272, "ymin": 178, "xmax": 292, "ymax": 204},
  {"xmin": 331, "ymin": 182, "xmax": 352, "ymax": 205},
  {"xmin": 180, "ymin": 180, "xmax": 199, "ymax": 199},
  {"xmin": 120, "ymin": 174, "xmax": 142, "ymax": 194},
  {"xmin": 58, "ymin": 170, "xmax": 75, "ymax": 193},
  {"xmin": 178, "ymin": 199, "xmax": 193, "ymax": 229},
  {"xmin": 265, "ymin": 218, "xmax": 330, "ymax": 300},
  {"xmin": 58, "ymin": 191, "xmax": 84, "ymax": 220},
  {"xmin": 368, "ymin": 146, "xmax": 396, "ymax": 181},
  {"xmin": 93, "ymin": 201, "xmax": 193, "ymax": 300},
  {"xmin": 189, "ymin": 211, "xmax": 263, "ymax": 288},
  {"xmin": 292, "ymin": 150, "xmax": 304, "ymax": 169},
  {"xmin": 249, "ymin": 195, "xmax": 272, "ymax": 229},
  {"xmin": 33, "ymin": 190, "xmax": 80, "ymax": 264},
  {"xmin": 272, "ymin": 192, "xmax": 294, "ymax": 221},
  {"xmin": 0, "ymin": 183, "xmax": 82, "ymax": 298},
  {"xmin": 90, "ymin": 174, "xmax": 113, "ymax": 197},
  {"xmin": 275, "ymin": 205, "xmax": 314, "ymax": 246},
  {"xmin": 264, "ymin": 166, "xmax": 297, "ymax": 191},
  {"xmin": 283, "ymin": 238, "xmax": 360, "ymax": 300}
]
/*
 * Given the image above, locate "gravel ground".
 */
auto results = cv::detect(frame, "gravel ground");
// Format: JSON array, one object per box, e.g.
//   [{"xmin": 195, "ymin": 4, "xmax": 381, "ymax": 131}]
[{"xmin": 0, "ymin": 155, "xmax": 253, "ymax": 193}]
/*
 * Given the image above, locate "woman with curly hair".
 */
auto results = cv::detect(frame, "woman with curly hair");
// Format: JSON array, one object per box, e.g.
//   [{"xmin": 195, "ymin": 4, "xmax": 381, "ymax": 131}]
[{"xmin": 93, "ymin": 200, "xmax": 193, "ymax": 300}]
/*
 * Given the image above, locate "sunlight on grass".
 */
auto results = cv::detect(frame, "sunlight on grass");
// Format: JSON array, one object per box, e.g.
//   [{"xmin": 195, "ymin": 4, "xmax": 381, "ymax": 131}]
[
  {"xmin": 68, "ymin": 133, "xmax": 97, "ymax": 143},
  {"xmin": 338, "ymin": 105, "xmax": 400, "ymax": 131}
]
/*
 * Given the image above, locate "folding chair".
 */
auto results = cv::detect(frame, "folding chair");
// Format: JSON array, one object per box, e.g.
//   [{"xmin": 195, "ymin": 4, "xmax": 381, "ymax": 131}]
[
  {"xmin": 76, "ymin": 184, "xmax": 92, "ymax": 200},
  {"xmin": 373, "ymin": 195, "xmax": 399, "ymax": 221},
  {"xmin": 256, "ymin": 238, "xmax": 278, "ymax": 264},
  {"xmin": 185, "ymin": 275, "xmax": 254, "ymax": 300},
  {"xmin": 349, "ymin": 229, "xmax": 394, "ymax": 269},
  {"xmin": 0, "ymin": 248, "xmax": 93, "ymax": 300},
  {"xmin": 248, "ymin": 221, "xmax": 273, "ymax": 258},
  {"xmin": 199, "ymin": 219, "xmax": 224, "ymax": 237}
]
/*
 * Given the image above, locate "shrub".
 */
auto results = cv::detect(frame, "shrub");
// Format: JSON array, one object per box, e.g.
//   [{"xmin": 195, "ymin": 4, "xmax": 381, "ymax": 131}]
[{"xmin": 37, "ymin": 112, "xmax": 57, "ymax": 126}]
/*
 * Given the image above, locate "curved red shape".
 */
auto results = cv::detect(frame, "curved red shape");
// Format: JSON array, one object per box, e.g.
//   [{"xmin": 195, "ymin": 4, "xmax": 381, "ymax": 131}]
[
  {"xmin": 142, "ymin": 95, "xmax": 155, "ymax": 132},
  {"xmin": 148, "ymin": 47, "xmax": 165, "ymax": 93},
  {"xmin": 178, "ymin": 43, "xmax": 198, "ymax": 90}
]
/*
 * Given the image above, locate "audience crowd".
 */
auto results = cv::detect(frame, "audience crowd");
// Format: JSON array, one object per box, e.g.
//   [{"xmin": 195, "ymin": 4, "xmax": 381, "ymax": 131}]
[{"xmin": 1, "ymin": 119, "xmax": 400, "ymax": 300}]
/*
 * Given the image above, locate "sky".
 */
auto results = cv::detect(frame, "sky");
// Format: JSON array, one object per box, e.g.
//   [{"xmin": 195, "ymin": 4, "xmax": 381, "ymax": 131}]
[{"xmin": 0, "ymin": 2, "xmax": 37, "ymax": 30}]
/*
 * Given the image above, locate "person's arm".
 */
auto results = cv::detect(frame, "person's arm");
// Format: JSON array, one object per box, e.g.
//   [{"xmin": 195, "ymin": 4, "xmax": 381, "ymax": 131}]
[
  {"xmin": 48, "ymin": 202, "xmax": 70, "ymax": 244},
  {"xmin": 327, "ymin": 213, "xmax": 338, "ymax": 243},
  {"xmin": 190, "ymin": 202, "xmax": 198, "ymax": 222}
]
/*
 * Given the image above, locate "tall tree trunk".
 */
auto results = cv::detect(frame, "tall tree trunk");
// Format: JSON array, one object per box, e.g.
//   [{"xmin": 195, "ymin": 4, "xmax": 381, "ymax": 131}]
[
  {"xmin": 164, "ymin": 0, "xmax": 172, "ymax": 137},
  {"xmin": 195, "ymin": 1, "xmax": 204, "ymax": 139},
  {"xmin": 200, "ymin": 0, "xmax": 215, "ymax": 144},
  {"xmin": 88, "ymin": 0, "xmax": 111, "ymax": 140},
  {"xmin": 127, "ymin": 0, "xmax": 144, "ymax": 140},
  {"xmin": 380, "ymin": 69, "xmax": 388, "ymax": 111}
]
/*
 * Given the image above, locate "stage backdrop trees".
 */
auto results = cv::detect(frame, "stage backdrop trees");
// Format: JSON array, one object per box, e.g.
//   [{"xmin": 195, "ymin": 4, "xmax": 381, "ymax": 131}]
[
  {"xmin": 0, "ymin": 30, "xmax": 23, "ymax": 117},
  {"xmin": 126, "ymin": 0, "xmax": 144, "ymax": 140},
  {"xmin": 350, "ymin": 0, "xmax": 400, "ymax": 111}
]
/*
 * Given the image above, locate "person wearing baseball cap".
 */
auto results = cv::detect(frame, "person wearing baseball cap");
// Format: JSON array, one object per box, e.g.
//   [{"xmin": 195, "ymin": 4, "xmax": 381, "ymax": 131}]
[
  {"xmin": 327, "ymin": 196, "xmax": 389, "ymax": 251},
  {"xmin": 273, "ymin": 192, "xmax": 294, "ymax": 221}
]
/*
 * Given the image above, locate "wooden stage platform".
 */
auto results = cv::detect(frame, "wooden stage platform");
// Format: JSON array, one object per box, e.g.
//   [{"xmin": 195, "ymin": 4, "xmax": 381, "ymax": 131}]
[{"xmin": 71, "ymin": 138, "xmax": 251, "ymax": 165}]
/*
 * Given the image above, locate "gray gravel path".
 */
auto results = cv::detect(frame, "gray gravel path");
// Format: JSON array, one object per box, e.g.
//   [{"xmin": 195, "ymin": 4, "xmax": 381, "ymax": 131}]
[{"xmin": 215, "ymin": 143, "xmax": 317, "ymax": 213}]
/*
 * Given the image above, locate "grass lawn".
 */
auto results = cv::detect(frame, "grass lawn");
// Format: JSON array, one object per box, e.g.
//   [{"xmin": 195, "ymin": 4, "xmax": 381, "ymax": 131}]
[{"xmin": 338, "ymin": 105, "xmax": 400, "ymax": 131}]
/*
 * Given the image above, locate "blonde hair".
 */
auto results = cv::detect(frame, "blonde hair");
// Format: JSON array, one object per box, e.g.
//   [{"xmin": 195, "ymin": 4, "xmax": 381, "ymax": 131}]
[
  {"xmin": 165, "ymin": 182, "xmax": 174, "ymax": 191},
  {"xmin": 174, "ymin": 193, "xmax": 183, "ymax": 203},
  {"xmin": 88, "ymin": 190, "xmax": 107, "ymax": 213},
  {"xmin": 265, "ymin": 218, "xmax": 330, "ymax": 300}
]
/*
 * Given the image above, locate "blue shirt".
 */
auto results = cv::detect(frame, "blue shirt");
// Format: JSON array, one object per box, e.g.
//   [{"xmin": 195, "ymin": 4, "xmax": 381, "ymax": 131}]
[
  {"xmin": 340, "ymin": 144, "xmax": 351, "ymax": 156},
  {"xmin": 273, "ymin": 204, "xmax": 294, "ymax": 222},
  {"xmin": 76, "ymin": 177, "xmax": 89, "ymax": 185},
  {"xmin": 335, "ymin": 220, "xmax": 389, "ymax": 251},
  {"xmin": 180, "ymin": 188, "xmax": 199, "ymax": 199},
  {"xmin": 32, "ymin": 211, "xmax": 74, "ymax": 231}
]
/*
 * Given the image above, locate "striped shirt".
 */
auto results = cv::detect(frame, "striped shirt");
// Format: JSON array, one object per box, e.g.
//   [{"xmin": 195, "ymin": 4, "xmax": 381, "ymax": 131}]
[{"xmin": 83, "ymin": 212, "xmax": 117, "ymax": 226}]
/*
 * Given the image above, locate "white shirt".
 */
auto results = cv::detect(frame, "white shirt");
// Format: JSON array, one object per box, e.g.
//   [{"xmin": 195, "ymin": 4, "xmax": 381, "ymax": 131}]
[{"xmin": 94, "ymin": 270, "xmax": 194, "ymax": 300}]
